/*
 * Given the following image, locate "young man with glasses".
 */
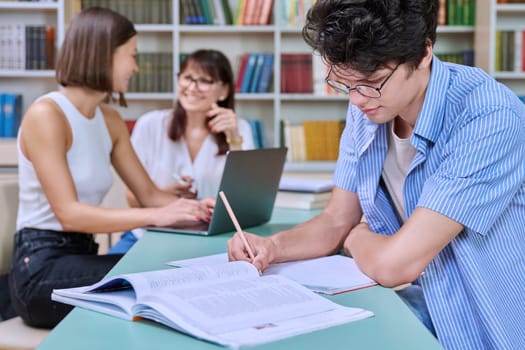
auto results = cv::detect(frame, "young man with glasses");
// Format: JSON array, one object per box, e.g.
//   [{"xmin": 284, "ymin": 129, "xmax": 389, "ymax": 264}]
[{"xmin": 228, "ymin": 1, "xmax": 525, "ymax": 349}]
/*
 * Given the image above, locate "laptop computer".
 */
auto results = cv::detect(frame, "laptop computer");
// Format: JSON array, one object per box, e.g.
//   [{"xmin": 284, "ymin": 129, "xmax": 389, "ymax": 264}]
[{"xmin": 148, "ymin": 147, "xmax": 287, "ymax": 235}]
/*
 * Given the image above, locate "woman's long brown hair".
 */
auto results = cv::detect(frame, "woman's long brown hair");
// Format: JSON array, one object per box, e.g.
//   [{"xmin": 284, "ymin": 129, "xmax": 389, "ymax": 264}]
[{"xmin": 168, "ymin": 49, "xmax": 235, "ymax": 155}]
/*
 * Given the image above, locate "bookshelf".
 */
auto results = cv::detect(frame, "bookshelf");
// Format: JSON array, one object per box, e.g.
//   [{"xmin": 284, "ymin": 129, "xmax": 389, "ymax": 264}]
[
  {"xmin": 0, "ymin": 0, "xmax": 64, "ymax": 168},
  {"xmin": 0, "ymin": 0, "xmax": 63, "ymax": 110},
  {"xmin": 476, "ymin": 0, "xmax": 525, "ymax": 96},
  {"xmin": 0, "ymin": 0, "xmax": 491, "ymax": 172}
]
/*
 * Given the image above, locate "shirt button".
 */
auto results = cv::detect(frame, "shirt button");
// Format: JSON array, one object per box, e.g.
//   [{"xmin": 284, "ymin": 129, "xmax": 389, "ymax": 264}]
[{"xmin": 23, "ymin": 257, "xmax": 30, "ymax": 264}]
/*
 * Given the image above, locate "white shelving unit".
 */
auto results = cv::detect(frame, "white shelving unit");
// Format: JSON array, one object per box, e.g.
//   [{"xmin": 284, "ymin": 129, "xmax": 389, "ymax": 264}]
[
  {"xmin": 476, "ymin": 0, "xmax": 525, "ymax": 95},
  {"xmin": 0, "ymin": 140, "xmax": 17, "ymax": 169},
  {"xmin": 0, "ymin": 0, "xmax": 490, "ymax": 172},
  {"xmin": 435, "ymin": 25, "xmax": 475, "ymax": 56},
  {"xmin": 0, "ymin": 0, "xmax": 64, "ymax": 111}
]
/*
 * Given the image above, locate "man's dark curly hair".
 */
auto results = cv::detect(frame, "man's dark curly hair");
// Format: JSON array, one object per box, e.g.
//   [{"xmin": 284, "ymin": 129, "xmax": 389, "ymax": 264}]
[{"xmin": 302, "ymin": 0, "xmax": 438, "ymax": 74}]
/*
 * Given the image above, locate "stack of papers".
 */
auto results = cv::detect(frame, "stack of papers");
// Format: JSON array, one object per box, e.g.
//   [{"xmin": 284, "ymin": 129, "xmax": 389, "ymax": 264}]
[
  {"xmin": 278, "ymin": 176, "xmax": 334, "ymax": 193},
  {"xmin": 276, "ymin": 176, "xmax": 334, "ymax": 210}
]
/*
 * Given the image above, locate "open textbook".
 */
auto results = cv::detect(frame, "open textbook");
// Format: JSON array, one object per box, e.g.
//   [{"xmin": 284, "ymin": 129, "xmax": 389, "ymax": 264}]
[
  {"xmin": 52, "ymin": 261, "xmax": 373, "ymax": 349},
  {"xmin": 169, "ymin": 253, "xmax": 377, "ymax": 295}
]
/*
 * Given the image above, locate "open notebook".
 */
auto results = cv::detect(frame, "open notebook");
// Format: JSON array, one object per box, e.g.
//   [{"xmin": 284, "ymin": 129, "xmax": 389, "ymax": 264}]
[
  {"xmin": 149, "ymin": 148, "xmax": 287, "ymax": 235},
  {"xmin": 168, "ymin": 253, "xmax": 377, "ymax": 295}
]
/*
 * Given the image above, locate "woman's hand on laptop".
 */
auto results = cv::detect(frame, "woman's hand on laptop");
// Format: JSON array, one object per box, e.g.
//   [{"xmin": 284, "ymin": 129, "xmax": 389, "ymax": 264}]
[
  {"xmin": 199, "ymin": 196, "xmax": 215, "ymax": 218},
  {"xmin": 227, "ymin": 232, "xmax": 276, "ymax": 272},
  {"xmin": 154, "ymin": 198, "xmax": 212, "ymax": 226}
]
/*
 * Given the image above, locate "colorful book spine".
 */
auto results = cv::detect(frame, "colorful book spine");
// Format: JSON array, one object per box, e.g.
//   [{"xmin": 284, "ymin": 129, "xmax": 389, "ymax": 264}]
[
  {"xmin": 258, "ymin": 0, "xmax": 274, "ymax": 25},
  {"xmin": 442, "ymin": 0, "xmax": 475, "ymax": 26},
  {"xmin": 281, "ymin": 53, "xmax": 313, "ymax": 93},
  {"xmin": 240, "ymin": 52, "xmax": 258, "ymax": 93},
  {"xmin": 1, "ymin": 93, "xmax": 23, "ymax": 138},
  {"xmin": 246, "ymin": 119, "xmax": 265, "ymax": 148},
  {"xmin": 198, "ymin": 0, "xmax": 214, "ymax": 24},
  {"xmin": 248, "ymin": 53, "xmax": 265, "ymax": 93},
  {"xmin": 281, "ymin": 119, "xmax": 344, "ymax": 161},
  {"xmin": 0, "ymin": 94, "xmax": 4, "ymax": 137},
  {"xmin": 220, "ymin": 0, "xmax": 234, "ymax": 25},
  {"xmin": 256, "ymin": 53, "xmax": 274, "ymax": 93},
  {"xmin": 235, "ymin": 52, "xmax": 250, "ymax": 93},
  {"xmin": 278, "ymin": 0, "xmax": 314, "ymax": 28}
]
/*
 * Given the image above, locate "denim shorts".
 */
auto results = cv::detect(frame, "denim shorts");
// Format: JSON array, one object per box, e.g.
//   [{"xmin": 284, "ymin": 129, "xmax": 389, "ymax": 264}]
[{"xmin": 11, "ymin": 227, "xmax": 99, "ymax": 278}]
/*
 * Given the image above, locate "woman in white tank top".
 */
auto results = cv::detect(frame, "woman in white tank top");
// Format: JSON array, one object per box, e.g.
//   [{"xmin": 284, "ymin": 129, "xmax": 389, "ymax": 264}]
[{"xmin": 8, "ymin": 7, "xmax": 214, "ymax": 329}]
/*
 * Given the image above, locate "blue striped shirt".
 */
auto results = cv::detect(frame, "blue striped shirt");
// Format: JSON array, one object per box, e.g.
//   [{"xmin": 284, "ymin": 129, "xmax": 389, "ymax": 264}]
[{"xmin": 334, "ymin": 57, "xmax": 525, "ymax": 350}]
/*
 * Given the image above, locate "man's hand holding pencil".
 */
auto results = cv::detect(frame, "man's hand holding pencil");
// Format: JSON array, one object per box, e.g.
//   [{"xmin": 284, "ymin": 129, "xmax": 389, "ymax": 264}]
[
  {"xmin": 220, "ymin": 191, "xmax": 276, "ymax": 273},
  {"xmin": 227, "ymin": 230, "xmax": 276, "ymax": 273}
]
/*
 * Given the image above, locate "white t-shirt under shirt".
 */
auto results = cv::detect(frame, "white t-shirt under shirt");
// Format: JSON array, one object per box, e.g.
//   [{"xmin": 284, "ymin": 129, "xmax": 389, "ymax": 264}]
[
  {"xmin": 130, "ymin": 109, "xmax": 255, "ymax": 238},
  {"xmin": 381, "ymin": 121, "xmax": 417, "ymax": 223}
]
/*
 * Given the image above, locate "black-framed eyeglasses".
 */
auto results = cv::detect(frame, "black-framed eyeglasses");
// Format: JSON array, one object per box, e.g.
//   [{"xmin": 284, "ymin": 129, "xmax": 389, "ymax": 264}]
[
  {"xmin": 177, "ymin": 73, "xmax": 216, "ymax": 92},
  {"xmin": 325, "ymin": 64, "xmax": 400, "ymax": 98}
]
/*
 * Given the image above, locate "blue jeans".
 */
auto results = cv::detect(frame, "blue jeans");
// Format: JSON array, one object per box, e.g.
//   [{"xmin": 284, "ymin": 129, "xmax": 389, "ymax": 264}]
[
  {"xmin": 107, "ymin": 230, "xmax": 138, "ymax": 254},
  {"xmin": 9, "ymin": 228, "xmax": 122, "ymax": 328},
  {"xmin": 396, "ymin": 284, "xmax": 436, "ymax": 336}
]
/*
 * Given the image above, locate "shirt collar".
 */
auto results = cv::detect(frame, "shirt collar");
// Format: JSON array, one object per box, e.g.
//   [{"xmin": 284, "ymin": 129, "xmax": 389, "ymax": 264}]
[{"xmin": 412, "ymin": 56, "xmax": 449, "ymax": 145}]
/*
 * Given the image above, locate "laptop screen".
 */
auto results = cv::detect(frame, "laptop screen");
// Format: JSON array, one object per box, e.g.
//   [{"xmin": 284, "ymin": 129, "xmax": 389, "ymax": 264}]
[
  {"xmin": 208, "ymin": 147, "xmax": 287, "ymax": 234},
  {"xmin": 148, "ymin": 147, "xmax": 287, "ymax": 235}
]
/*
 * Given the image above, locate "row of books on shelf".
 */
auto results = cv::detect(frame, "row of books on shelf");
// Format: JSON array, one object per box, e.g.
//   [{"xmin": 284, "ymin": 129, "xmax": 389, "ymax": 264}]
[
  {"xmin": 275, "ymin": 0, "xmax": 315, "ymax": 28},
  {"xmin": 235, "ymin": 52, "xmax": 274, "ymax": 93},
  {"xmin": 246, "ymin": 119, "xmax": 265, "ymax": 148},
  {"xmin": 282, "ymin": 53, "xmax": 344, "ymax": 96},
  {"xmin": 236, "ymin": 52, "xmax": 341, "ymax": 95},
  {"xmin": 281, "ymin": 53, "xmax": 313, "ymax": 93},
  {"xmin": 0, "ymin": 24, "xmax": 55, "ymax": 70},
  {"xmin": 495, "ymin": 30, "xmax": 525, "ymax": 73},
  {"xmin": 280, "ymin": 119, "xmax": 344, "ymax": 162},
  {"xmin": 126, "ymin": 50, "xmax": 339, "ymax": 96},
  {"xmin": 436, "ymin": 50, "xmax": 474, "ymax": 66},
  {"xmin": 125, "ymin": 51, "xmax": 337, "ymax": 96},
  {"xmin": 128, "ymin": 52, "xmax": 173, "ymax": 93},
  {"xmin": 0, "ymin": 93, "xmax": 22, "ymax": 138},
  {"xmin": 76, "ymin": 0, "xmax": 323, "ymax": 27},
  {"xmin": 181, "ymin": 0, "xmax": 273, "ymax": 25},
  {"xmin": 81, "ymin": 0, "xmax": 172, "ymax": 24},
  {"xmin": 437, "ymin": 0, "xmax": 475, "ymax": 26}
]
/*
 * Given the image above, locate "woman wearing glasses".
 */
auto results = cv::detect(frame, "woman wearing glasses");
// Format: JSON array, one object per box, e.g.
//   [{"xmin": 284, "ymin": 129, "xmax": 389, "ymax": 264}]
[{"xmin": 109, "ymin": 49, "xmax": 254, "ymax": 254}]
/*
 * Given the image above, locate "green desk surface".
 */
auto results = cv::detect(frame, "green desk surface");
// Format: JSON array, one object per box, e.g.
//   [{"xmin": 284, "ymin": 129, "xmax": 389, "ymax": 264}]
[{"xmin": 38, "ymin": 208, "xmax": 442, "ymax": 350}]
